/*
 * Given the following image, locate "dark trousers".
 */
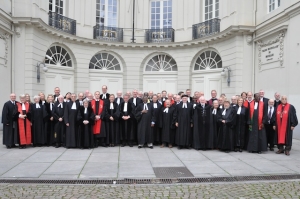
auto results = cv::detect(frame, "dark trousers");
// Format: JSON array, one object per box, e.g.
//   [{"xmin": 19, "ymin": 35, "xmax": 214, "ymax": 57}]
[
  {"xmin": 278, "ymin": 144, "xmax": 291, "ymax": 151},
  {"xmin": 265, "ymin": 123, "xmax": 275, "ymax": 148}
]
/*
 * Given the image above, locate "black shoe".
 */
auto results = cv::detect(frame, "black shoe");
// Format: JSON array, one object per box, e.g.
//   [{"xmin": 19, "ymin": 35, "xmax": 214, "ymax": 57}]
[
  {"xmin": 178, "ymin": 146, "xmax": 182, "ymax": 150},
  {"xmin": 121, "ymin": 144, "xmax": 125, "ymax": 147},
  {"xmin": 6, "ymin": 146, "xmax": 11, "ymax": 149},
  {"xmin": 129, "ymin": 144, "xmax": 133, "ymax": 147},
  {"xmin": 270, "ymin": 148, "xmax": 274, "ymax": 151},
  {"xmin": 258, "ymin": 151, "xmax": 262, "ymax": 154},
  {"xmin": 225, "ymin": 150, "xmax": 230, "ymax": 153},
  {"xmin": 239, "ymin": 149, "xmax": 242, "ymax": 152},
  {"xmin": 138, "ymin": 146, "xmax": 142, "ymax": 149},
  {"xmin": 149, "ymin": 146, "xmax": 153, "ymax": 149}
]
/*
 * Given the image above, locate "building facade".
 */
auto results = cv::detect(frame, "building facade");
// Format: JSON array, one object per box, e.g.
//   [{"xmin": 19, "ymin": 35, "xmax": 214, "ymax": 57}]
[{"xmin": 0, "ymin": 0, "xmax": 299, "ymax": 134}]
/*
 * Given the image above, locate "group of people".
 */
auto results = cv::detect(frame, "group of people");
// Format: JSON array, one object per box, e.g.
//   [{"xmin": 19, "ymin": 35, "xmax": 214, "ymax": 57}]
[{"xmin": 1, "ymin": 86, "xmax": 298, "ymax": 156}]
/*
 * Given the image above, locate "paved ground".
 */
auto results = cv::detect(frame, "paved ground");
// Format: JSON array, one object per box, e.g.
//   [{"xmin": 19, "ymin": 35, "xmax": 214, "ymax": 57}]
[
  {"xmin": 1, "ymin": 180, "xmax": 300, "ymax": 198},
  {"xmin": 1, "ymin": 130, "xmax": 300, "ymax": 180}
]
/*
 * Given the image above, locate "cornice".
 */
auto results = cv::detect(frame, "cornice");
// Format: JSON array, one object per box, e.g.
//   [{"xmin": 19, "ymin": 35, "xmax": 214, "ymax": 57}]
[{"xmin": 12, "ymin": 17, "xmax": 255, "ymax": 49}]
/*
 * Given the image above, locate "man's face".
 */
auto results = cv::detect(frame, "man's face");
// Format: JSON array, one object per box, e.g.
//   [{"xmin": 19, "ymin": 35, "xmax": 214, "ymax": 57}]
[
  {"xmin": 78, "ymin": 93, "xmax": 84, "ymax": 100},
  {"xmin": 71, "ymin": 94, "xmax": 76, "ymax": 102},
  {"xmin": 85, "ymin": 90, "xmax": 89, "ymax": 97},
  {"xmin": 20, "ymin": 97, "xmax": 25, "ymax": 103},
  {"xmin": 259, "ymin": 91, "xmax": 264, "ymax": 98},
  {"xmin": 275, "ymin": 93, "xmax": 280, "ymax": 100},
  {"xmin": 162, "ymin": 92, "xmax": 167, "ymax": 98},
  {"xmin": 54, "ymin": 88, "xmax": 60, "ymax": 95},
  {"xmin": 182, "ymin": 97, "xmax": 187, "ymax": 103},
  {"xmin": 48, "ymin": 96, "xmax": 54, "ymax": 103},
  {"xmin": 34, "ymin": 97, "xmax": 40, "ymax": 103},
  {"xmin": 149, "ymin": 91, "xmax": 153, "ymax": 97},
  {"xmin": 224, "ymin": 102, "xmax": 230, "ymax": 109},
  {"xmin": 186, "ymin": 90, "xmax": 191, "ymax": 96},
  {"xmin": 133, "ymin": 91, "xmax": 137, "ymax": 98},
  {"xmin": 281, "ymin": 97, "xmax": 287, "ymax": 104},
  {"xmin": 88, "ymin": 94, "xmax": 93, "ymax": 100},
  {"xmin": 58, "ymin": 97, "xmax": 64, "ymax": 103},
  {"xmin": 175, "ymin": 96, "xmax": 181, "ymax": 102},
  {"xmin": 152, "ymin": 96, "xmax": 157, "ymax": 102},
  {"xmin": 247, "ymin": 93, "xmax": 253, "ymax": 101},
  {"xmin": 268, "ymin": 100, "xmax": 274, "ymax": 107},
  {"xmin": 165, "ymin": 100, "xmax": 170, "ymax": 107},
  {"xmin": 143, "ymin": 97, "xmax": 148, "ymax": 103},
  {"xmin": 124, "ymin": 95, "xmax": 129, "ymax": 102},
  {"xmin": 117, "ymin": 92, "xmax": 122, "ymax": 98},
  {"xmin": 102, "ymin": 86, "xmax": 107, "ymax": 94},
  {"xmin": 10, "ymin": 94, "xmax": 16, "ymax": 101},
  {"xmin": 231, "ymin": 97, "xmax": 237, "ymax": 105},
  {"xmin": 109, "ymin": 95, "xmax": 115, "ymax": 102},
  {"xmin": 218, "ymin": 98, "xmax": 224, "ymax": 105},
  {"xmin": 199, "ymin": 92, "xmax": 204, "ymax": 97},
  {"xmin": 211, "ymin": 91, "xmax": 217, "ymax": 98},
  {"xmin": 157, "ymin": 94, "xmax": 161, "ymax": 100},
  {"xmin": 254, "ymin": 94, "xmax": 260, "ymax": 102},
  {"xmin": 213, "ymin": 101, "xmax": 219, "ymax": 108},
  {"xmin": 168, "ymin": 94, "xmax": 172, "ymax": 100},
  {"xmin": 83, "ymin": 102, "xmax": 89, "ymax": 108},
  {"xmin": 200, "ymin": 97, "xmax": 206, "ymax": 104},
  {"xmin": 39, "ymin": 93, "xmax": 45, "ymax": 100},
  {"xmin": 94, "ymin": 92, "xmax": 100, "ymax": 99}
]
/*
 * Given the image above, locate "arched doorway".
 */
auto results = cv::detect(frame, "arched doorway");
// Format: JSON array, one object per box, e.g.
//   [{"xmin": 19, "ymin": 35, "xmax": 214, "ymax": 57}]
[
  {"xmin": 89, "ymin": 52, "xmax": 123, "ymax": 95},
  {"xmin": 143, "ymin": 54, "xmax": 177, "ymax": 93},
  {"xmin": 192, "ymin": 50, "xmax": 222, "ymax": 97},
  {"xmin": 44, "ymin": 45, "xmax": 75, "ymax": 95}
]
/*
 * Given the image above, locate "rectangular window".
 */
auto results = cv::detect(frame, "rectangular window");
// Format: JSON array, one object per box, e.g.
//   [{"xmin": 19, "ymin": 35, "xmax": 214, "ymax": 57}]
[
  {"xmin": 150, "ymin": 0, "xmax": 172, "ymax": 29},
  {"xmin": 204, "ymin": 0, "xmax": 219, "ymax": 21},
  {"xmin": 49, "ymin": 0, "xmax": 64, "ymax": 15},
  {"xmin": 96, "ymin": 0, "xmax": 118, "ymax": 27},
  {"xmin": 269, "ymin": 0, "xmax": 280, "ymax": 12}
]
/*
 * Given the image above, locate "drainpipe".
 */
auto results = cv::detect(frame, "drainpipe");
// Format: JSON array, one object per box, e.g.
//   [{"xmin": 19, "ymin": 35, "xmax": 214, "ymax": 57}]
[{"xmin": 11, "ymin": 0, "xmax": 15, "ymax": 93}]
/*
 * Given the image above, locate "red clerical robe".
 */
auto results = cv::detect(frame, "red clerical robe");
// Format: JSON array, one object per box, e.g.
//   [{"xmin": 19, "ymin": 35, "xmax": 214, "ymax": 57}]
[
  {"xmin": 276, "ymin": 103, "xmax": 290, "ymax": 144},
  {"xmin": 16, "ymin": 102, "xmax": 32, "ymax": 145},
  {"xmin": 249, "ymin": 101, "xmax": 264, "ymax": 130},
  {"xmin": 91, "ymin": 99, "xmax": 104, "ymax": 135}
]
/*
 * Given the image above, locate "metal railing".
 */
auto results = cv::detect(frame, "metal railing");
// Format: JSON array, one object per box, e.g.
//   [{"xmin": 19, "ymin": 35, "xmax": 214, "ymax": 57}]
[
  {"xmin": 192, "ymin": 18, "xmax": 221, "ymax": 39},
  {"xmin": 145, "ymin": 28, "xmax": 175, "ymax": 43},
  {"xmin": 93, "ymin": 25, "xmax": 123, "ymax": 42},
  {"xmin": 48, "ymin": 12, "xmax": 76, "ymax": 35}
]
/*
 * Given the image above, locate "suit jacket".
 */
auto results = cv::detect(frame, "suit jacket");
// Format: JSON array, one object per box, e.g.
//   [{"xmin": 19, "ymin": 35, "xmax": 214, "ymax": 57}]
[
  {"xmin": 274, "ymin": 100, "xmax": 281, "ymax": 108},
  {"xmin": 100, "ymin": 93, "xmax": 110, "ymax": 100},
  {"xmin": 128, "ymin": 97, "xmax": 143, "ymax": 108},
  {"xmin": 263, "ymin": 106, "xmax": 276, "ymax": 125},
  {"xmin": 261, "ymin": 97, "xmax": 269, "ymax": 108},
  {"xmin": 114, "ymin": 97, "xmax": 124, "ymax": 106}
]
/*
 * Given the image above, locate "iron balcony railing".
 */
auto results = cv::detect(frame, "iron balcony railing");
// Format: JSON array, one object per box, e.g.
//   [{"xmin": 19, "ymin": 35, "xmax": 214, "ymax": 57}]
[
  {"xmin": 192, "ymin": 18, "xmax": 221, "ymax": 39},
  {"xmin": 48, "ymin": 12, "xmax": 76, "ymax": 35},
  {"xmin": 145, "ymin": 28, "xmax": 175, "ymax": 43},
  {"xmin": 93, "ymin": 25, "xmax": 123, "ymax": 42}
]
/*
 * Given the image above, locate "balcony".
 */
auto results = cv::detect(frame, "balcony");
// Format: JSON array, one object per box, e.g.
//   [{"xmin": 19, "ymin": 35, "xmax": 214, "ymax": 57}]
[
  {"xmin": 93, "ymin": 25, "xmax": 123, "ymax": 42},
  {"xmin": 145, "ymin": 28, "xmax": 175, "ymax": 43},
  {"xmin": 48, "ymin": 12, "xmax": 76, "ymax": 35},
  {"xmin": 192, "ymin": 18, "xmax": 221, "ymax": 39}
]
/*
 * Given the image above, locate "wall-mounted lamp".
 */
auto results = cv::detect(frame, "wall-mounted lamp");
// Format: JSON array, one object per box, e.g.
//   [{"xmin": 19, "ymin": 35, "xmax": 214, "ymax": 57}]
[
  {"xmin": 221, "ymin": 66, "xmax": 231, "ymax": 86},
  {"xmin": 36, "ymin": 55, "xmax": 52, "ymax": 83}
]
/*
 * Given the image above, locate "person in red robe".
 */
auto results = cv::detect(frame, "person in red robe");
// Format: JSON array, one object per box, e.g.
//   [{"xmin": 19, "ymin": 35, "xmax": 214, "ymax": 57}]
[
  {"xmin": 273, "ymin": 96, "xmax": 298, "ymax": 156},
  {"xmin": 91, "ymin": 91, "xmax": 106, "ymax": 147},
  {"xmin": 16, "ymin": 94, "xmax": 32, "ymax": 149}
]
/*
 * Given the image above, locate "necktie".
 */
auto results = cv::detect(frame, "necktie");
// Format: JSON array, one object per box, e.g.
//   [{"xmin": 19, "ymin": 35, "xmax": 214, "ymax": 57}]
[{"xmin": 268, "ymin": 107, "xmax": 272, "ymax": 120}]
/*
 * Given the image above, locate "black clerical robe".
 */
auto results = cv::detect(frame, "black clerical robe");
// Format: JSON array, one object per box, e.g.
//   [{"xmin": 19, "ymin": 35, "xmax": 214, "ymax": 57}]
[
  {"xmin": 193, "ymin": 104, "xmax": 211, "ymax": 149},
  {"xmin": 44, "ymin": 102, "xmax": 55, "ymax": 145},
  {"xmin": 233, "ymin": 106, "xmax": 248, "ymax": 149},
  {"xmin": 77, "ymin": 106, "xmax": 95, "ymax": 148},
  {"xmin": 151, "ymin": 102, "xmax": 163, "ymax": 144},
  {"xmin": 159, "ymin": 106, "xmax": 176, "ymax": 144},
  {"xmin": 104, "ymin": 102, "xmax": 120, "ymax": 145},
  {"xmin": 119, "ymin": 102, "xmax": 134, "ymax": 144},
  {"xmin": 135, "ymin": 103, "xmax": 155, "ymax": 145},
  {"xmin": 217, "ymin": 107, "xmax": 235, "ymax": 151},
  {"xmin": 129, "ymin": 97, "xmax": 143, "ymax": 143},
  {"xmin": 52, "ymin": 102, "xmax": 65, "ymax": 146},
  {"xmin": 2, "ymin": 101, "xmax": 18, "ymax": 147},
  {"xmin": 173, "ymin": 102, "xmax": 193, "ymax": 147},
  {"xmin": 247, "ymin": 101, "xmax": 267, "ymax": 152},
  {"xmin": 207, "ymin": 107, "xmax": 219, "ymax": 149},
  {"xmin": 64, "ymin": 101, "xmax": 80, "ymax": 148},
  {"xmin": 30, "ymin": 103, "xmax": 48, "ymax": 145}
]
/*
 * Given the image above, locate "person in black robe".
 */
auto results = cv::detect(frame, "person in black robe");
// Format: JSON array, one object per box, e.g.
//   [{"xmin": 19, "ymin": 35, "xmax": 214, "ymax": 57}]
[
  {"xmin": 208, "ymin": 100, "xmax": 220, "ymax": 149},
  {"xmin": 104, "ymin": 94, "xmax": 120, "ymax": 147},
  {"xmin": 100, "ymin": 85, "xmax": 110, "ymax": 105},
  {"xmin": 64, "ymin": 93, "xmax": 80, "ymax": 148},
  {"xmin": 77, "ymin": 100, "xmax": 95, "ymax": 149},
  {"xmin": 193, "ymin": 96, "xmax": 211, "ymax": 150},
  {"xmin": 273, "ymin": 95, "xmax": 298, "ymax": 156},
  {"xmin": 173, "ymin": 95, "xmax": 193, "ymax": 149},
  {"xmin": 44, "ymin": 94, "xmax": 55, "ymax": 146},
  {"xmin": 31, "ymin": 96, "xmax": 48, "ymax": 146},
  {"xmin": 2, "ymin": 93, "xmax": 18, "ymax": 149},
  {"xmin": 151, "ymin": 95, "xmax": 162, "ymax": 145},
  {"xmin": 135, "ymin": 96, "xmax": 155, "ymax": 149},
  {"xmin": 217, "ymin": 101, "xmax": 235, "ymax": 153},
  {"xmin": 233, "ymin": 98, "xmax": 248, "ymax": 152},
  {"xmin": 263, "ymin": 99, "xmax": 276, "ymax": 151},
  {"xmin": 76, "ymin": 92, "xmax": 84, "ymax": 107},
  {"xmin": 129, "ymin": 90, "xmax": 143, "ymax": 144},
  {"xmin": 115, "ymin": 91, "xmax": 124, "ymax": 106},
  {"xmin": 53, "ymin": 87, "xmax": 61, "ymax": 102},
  {"xmin": 159, "ymin": 99, "xmax": 176, "ymax": 148},
  {"xmin": 52, "ymin": 95, "xmax": 65, "ymax": 148},
  {"xmin": 247, "ymin": 93, "xmax": 268, "ymax": 153},
  {"xmin": 120, "ymin": 94, "xmax": 134, "ymax": 147}
]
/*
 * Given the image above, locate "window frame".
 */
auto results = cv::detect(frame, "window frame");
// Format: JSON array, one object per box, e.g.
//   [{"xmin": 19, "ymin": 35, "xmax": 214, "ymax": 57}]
[
  {"xmin": 149, "ymin": 0, "xmax": 172, "ymax": 29},
  {"xmin": 49, "ymin": 0, "xmax": 65, "ymax": 15},
  {"xmin": 96, "ymin": 0, "xmax": 118, "ymax": 27},
  {"xmin": 203, "ymin": 0, "xmax": 219, "ymax": 21},
  {"xmin": 268, "ymin": 0, "xmax": 280, "ymax": 13}
]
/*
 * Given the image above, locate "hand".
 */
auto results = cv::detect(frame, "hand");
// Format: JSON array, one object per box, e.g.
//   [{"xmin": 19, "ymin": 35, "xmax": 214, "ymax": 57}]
[
  {"xmin": 273, "ymin": 126, "xmax": 276, "ymax": 130},
  {"xmin": 30, "ymin": 123, "xmax": 32, "ymax": 126},
  {"xmin": 222, "ymin": 120, "xmax": 226, "ymax": 124},
  {"xmin": 50, "ymin": 117, "xmax": 53, "ymax": 121},
  {"xmin": 66, "ymin": 123, "xmax": 69, "ymax": 126},
  {"xmin": 6, "ymin": 124, "xmax": 9, "ymax": 126},
  {"xmin": 249, "ymin": 125, "xmax": 252, "ymax": 129},
  {"xmin": 191, "ymin": 123, "xmax": 193, "ymax": 127},
  {"xmin": 95, "ymin": 115, "xmax": 100, "ymax": 120},
  {"xmin": 110, "ymin": 116, "xmax": 114, "ymax": 121},
  {"xmin": 175, "ymin": 122, "xmax": 178, "ymax": 127},
  {"xmin": 291, "ymin": 126, "xmax": 295, "ymax": 131},
  {"xmin": 59, "ymin": 118, "xmax": 63, "ymax": 122},
  {"xmin": 141, "ymin": 110, "xmax": 147, "ymax": 114},
  {"xmin": 151, "ymin": 123, "xmax": 154, "ymax": 127}
]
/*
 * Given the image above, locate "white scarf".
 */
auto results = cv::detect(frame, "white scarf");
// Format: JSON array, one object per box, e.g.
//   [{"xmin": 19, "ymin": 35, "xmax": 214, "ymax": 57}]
[
  {"xmin": 123, "ymin": 102, "xmax": 128, "ymax": 112},
  {"xmin": 71, "ymin": 102, "xmax": 76, "ymax": 109}
]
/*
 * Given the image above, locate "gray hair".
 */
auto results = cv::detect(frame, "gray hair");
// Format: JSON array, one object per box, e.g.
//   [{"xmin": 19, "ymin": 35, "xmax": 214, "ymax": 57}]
[
  {"xmin": 19, "ymin": 94, "xmax": 25, "ymax": 98},
  {"xmin": 33, "ymin": 95, "xmax": 40, "ymax": 100}
]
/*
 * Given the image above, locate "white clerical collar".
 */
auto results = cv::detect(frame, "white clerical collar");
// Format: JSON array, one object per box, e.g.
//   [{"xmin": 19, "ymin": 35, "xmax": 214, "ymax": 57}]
[
  {"xmin": 10, "ymin": 100, "xmax": 15, "ymax": 104},
  {"xmin": 254, "ymin": 102, "xmax": 258, "ymax": 109},
  {"xmin": 36, "ymin": 103, "xmax": 40, "ymax": 108},
  {"xmin": 153, "ymin": 102, "xmax": 157, "ymax": 108},
  {"xmin": 110, "ymin": 102, "xmax": 114, "ymax": 109},
  {"xmin": 84, "ymin": 107, "xmax": 87, "ymax": 114},
  {"xmin": 237, "ymin": 106, "xmax": 241, "ymax": 114},
  {"xmin": 71, "ymin": 102, "xmax": 76, "ymax": 109},
  {"xmin": 58, "ymin": 103, "xmax": 63, "ymax": 108},
  {"xmin": 222, "ymin": 109, "xmax": 226, "ymax": 115},
  {"xmin": 164, "ymin": 107, "xmax": 169, "ymax": 113},
  {"xmin": 42, "ymin": 101, "xmax": 45, "ymax": 105},
  {"xmin": 212, "ymin": 109, "xmax": 217, "ymax": 114},
  {"xmin": 143, "ymin": 103, "xmax": 148, "ymax": 110}
]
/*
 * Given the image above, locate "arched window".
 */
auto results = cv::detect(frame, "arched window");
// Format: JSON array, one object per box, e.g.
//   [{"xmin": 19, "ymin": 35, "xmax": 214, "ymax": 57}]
[
  {"xmin": 194, "ymin": 50, "xmax": 222, "ymax": 70},
  {"xmin": 145, "ymin": 54, "xmax": 177, "ymax": 72},
  {"xmin": 89, "ymin": 52, "xmax": 121, "ymax": 70},
  {"xmin": 45, "ymin": 45, "xmax": 72, "ymax": 67}
]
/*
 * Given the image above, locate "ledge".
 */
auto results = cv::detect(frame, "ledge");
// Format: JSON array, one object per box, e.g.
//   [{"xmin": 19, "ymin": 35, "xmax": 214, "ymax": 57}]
[{"xmin": 12, "ymin": 17, "xmax": 256, "ymax": 49}]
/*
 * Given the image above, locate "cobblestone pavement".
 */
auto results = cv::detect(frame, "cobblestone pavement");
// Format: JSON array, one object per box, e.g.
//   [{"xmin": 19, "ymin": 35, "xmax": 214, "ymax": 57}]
[{"xmin": 1, "ymin": 180, "xmax": 300, "ymax": 199}]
